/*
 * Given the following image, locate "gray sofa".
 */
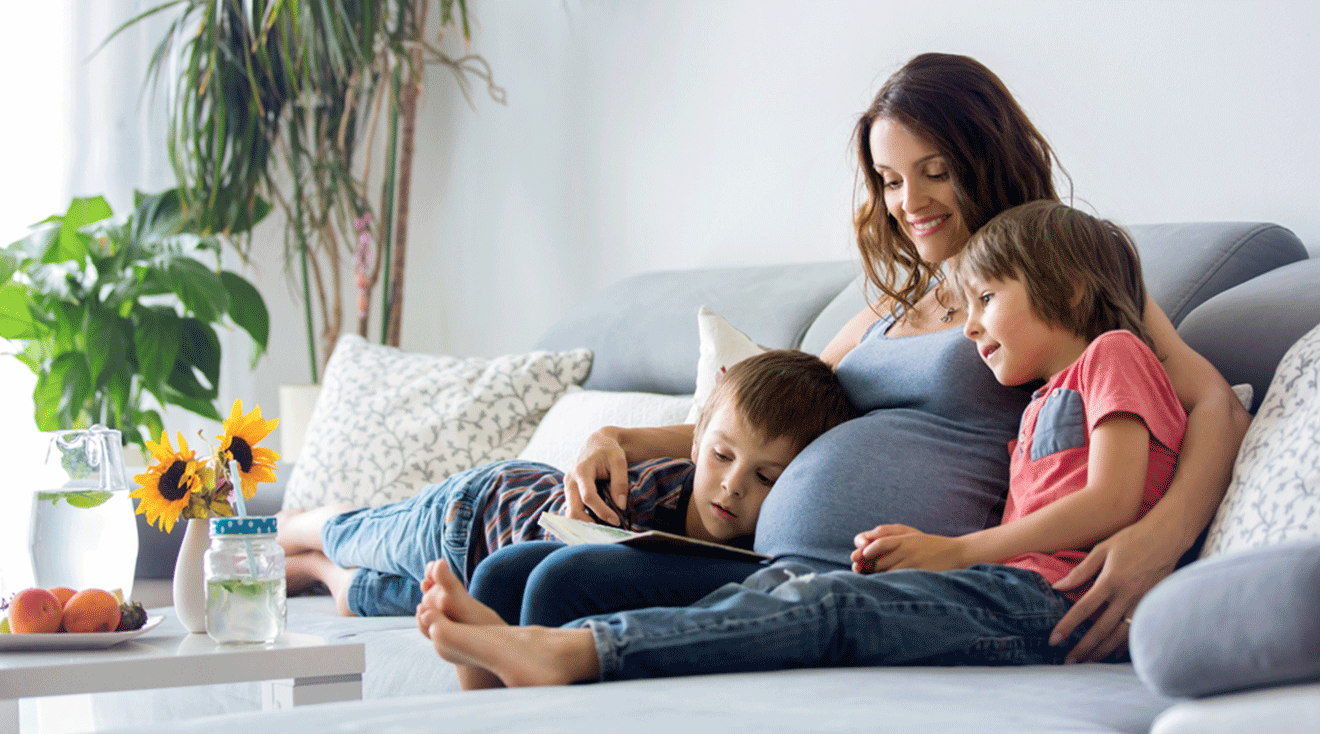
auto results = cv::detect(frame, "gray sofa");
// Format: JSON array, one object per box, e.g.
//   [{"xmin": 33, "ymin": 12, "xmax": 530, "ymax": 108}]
[{"xmin": 117, "ymin": 220, "xmax": 1320, "ymax": 733}]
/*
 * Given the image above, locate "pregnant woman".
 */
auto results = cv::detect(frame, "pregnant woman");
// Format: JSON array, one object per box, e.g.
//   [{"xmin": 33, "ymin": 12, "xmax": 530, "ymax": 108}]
[{"xmin": 464, "ymin": 52, "xmax": 1250, "ymax": 664}]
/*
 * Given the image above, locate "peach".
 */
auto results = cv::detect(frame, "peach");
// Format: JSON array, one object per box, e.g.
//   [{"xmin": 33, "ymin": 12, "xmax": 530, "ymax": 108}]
[
  {"xmin": 49, "ymin": 587, "xmax": 77, "ymax": 609},
  {"xmin": 62, "ymin": 588, "xmax": 121, "ymax": 633},
  {"xmin": 8, "ymin": 587, "xmax": 63, "ymax": 634}
]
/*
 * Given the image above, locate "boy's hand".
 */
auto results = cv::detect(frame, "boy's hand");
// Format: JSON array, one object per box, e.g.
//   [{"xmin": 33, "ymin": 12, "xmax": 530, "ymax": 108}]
[
  {"xmin": 851, "ymin": 524, "xmax": 968, "ymax": 573},
  {"xmin": 564, "ymin": 428, "xmax": 630, "ymax": 525}
]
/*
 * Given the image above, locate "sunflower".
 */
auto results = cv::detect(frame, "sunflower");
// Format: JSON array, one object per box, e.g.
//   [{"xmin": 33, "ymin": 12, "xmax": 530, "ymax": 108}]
[
  {"xmin": 217, "ymin": 399, "xmax": 280, "ymax": 500},
  {"xmin": 131, "ymin": 431, "xmax": 202, "ymax": 533}
]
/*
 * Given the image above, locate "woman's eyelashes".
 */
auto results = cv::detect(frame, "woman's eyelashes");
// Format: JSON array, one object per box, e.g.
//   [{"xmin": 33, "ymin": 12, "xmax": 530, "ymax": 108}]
[{"xmin": 879, "ymin": 167, "xmax": 948, "ymax": 190}]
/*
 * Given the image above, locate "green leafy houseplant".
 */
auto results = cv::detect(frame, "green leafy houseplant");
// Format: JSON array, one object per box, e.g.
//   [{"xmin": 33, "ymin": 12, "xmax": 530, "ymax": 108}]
[
  {"xmin": 0, "ymin": 189, "xmax": 270, "ymax": 449},
  {"xmin": 112, "ymin": 0, "xmax": 503, "ymax": 381}
]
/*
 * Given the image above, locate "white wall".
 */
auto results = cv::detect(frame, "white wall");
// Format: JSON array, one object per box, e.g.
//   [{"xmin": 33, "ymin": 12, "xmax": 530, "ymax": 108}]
[
  {"xmin": 8, "ymin": 1, "xmax": 1319, "ymax": 457},
  {"xmin": 253, "ymin": 0, "xmax": 1320, "ymax": 395}
]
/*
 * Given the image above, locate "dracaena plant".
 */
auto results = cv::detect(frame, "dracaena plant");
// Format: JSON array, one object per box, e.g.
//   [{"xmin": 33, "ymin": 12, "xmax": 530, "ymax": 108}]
[
  {"xmin": 0, "ymin": 189, "xmax": 270, "ymax": 450},
  {"xmin": 112, "ymin": 0, "xmax": 503, "ymax": 382}
]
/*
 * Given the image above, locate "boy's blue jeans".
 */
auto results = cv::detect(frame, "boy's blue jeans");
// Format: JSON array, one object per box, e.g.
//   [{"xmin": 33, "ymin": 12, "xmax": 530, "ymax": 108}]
[
  {"xmin": 578, "ymin": 562, "xmax": 1084, "ymax": 681},
  {"xmin": 320, "ymin": 462, "xmax": 514, "ymax": 616}
]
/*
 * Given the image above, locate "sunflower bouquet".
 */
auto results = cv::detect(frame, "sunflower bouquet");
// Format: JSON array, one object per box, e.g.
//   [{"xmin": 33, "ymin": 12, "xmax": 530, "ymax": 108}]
[{"xmin": 132, "ymin": 400, "xmax": 280, "ymax": 533}]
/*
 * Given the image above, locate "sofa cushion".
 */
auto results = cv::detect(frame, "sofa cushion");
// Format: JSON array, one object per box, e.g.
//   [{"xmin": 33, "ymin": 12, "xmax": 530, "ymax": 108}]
[
  {"xmin": 1200, "ymin": 321, "xmax": 1320, "ymax": 556},
  {"xmin": 282, "ymin": 334, "xmax": 591, "ymax": 510},
  {"xmin": 683, "ymin": 306, "xmax": 769, "ymax": 423},
  {"xmin": 1126, "ymin": 222, "xmax": 1305, "ymax": 326},
  {"xmin": 534, "ymin": 261, "xmax": 856, "ymax": 394},
  {"xmin": 1177, "ymin": 257, "xmax": 1320, "ymax": 412},
  {"xmin": 1131, "ymin": 539, "xmax": 1320, "ymax": 698},
  {"xmin": 515, "ymin": 387, "xmax": 694, "ymax": 472}
]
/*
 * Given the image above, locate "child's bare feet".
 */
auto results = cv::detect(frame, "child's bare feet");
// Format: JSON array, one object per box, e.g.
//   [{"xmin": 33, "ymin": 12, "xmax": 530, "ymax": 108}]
[
  {"xmin": 416, "ymin": 562, "xmax": 600, "ymax": 688},
  {"xmin": 276, "ymin": 503, "xmax": 357, "ymax": 556},
  {"xmin": 285, "ymin": 550, "xmax": 357, "ymax": 616}
]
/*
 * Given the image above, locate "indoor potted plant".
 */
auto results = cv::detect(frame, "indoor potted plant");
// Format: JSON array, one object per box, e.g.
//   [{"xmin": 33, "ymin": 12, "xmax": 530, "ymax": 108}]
[{"xmin": 0, "ymin": 188, "xmax": 271, "ymax": 451}]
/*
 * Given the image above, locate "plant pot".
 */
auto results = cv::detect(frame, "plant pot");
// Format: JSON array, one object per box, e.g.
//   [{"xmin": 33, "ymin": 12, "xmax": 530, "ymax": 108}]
[{"xmin": 279, "ymin": 384, "xmax": 321, "ymax": 463}]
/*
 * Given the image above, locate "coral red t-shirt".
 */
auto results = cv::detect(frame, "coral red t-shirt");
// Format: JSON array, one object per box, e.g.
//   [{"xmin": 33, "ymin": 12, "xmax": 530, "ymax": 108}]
[{"xmin": 1001, "ymin": 330, "xmax": 1186, "ymax": 600}]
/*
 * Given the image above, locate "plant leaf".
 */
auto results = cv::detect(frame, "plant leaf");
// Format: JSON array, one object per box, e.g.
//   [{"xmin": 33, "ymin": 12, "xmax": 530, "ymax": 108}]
[
  {"xmin": 37, "ymin": 352, "xmax": 92, "ymax": 429},
  {"xmin": 220, "ymin": 270, "xmax": 269, "ymax": 361},
  {"xmin": 163, "ymin": 256, "xmax": 228, "ymax": 322},
  {"xmin": 46, "ymin": 197, "xmax": 113, "ymax": 265},
  {"xmin": 0, "ymin": 282, "xmax": 37, "ymax": 339},
  {"xmin": 87, "ymin": 310, "xmax": 132, "ymax": 394},
  {"xmin": 177, "ymin": 317, "xmax": 221, "ymax": 391},
  {"xmin": 134, "ymin": 306, "xmax": 183, "ymax": 397},
  {"xmin": 131, "ymin": 188, "xmax": 189, "ymax": 242}
]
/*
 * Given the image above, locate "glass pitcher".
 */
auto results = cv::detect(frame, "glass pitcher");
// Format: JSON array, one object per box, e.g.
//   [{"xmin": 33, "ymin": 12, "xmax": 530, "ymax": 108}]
[{"xmin": 28, "ymin": 426, "xmax": 138, "ymax": 600}]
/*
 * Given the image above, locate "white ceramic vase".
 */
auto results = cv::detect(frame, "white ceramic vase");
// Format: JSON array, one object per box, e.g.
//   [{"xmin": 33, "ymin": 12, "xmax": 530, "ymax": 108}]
[{"xmin": 172, "ymin": 517, "xmax": 209, "ymax": 633}]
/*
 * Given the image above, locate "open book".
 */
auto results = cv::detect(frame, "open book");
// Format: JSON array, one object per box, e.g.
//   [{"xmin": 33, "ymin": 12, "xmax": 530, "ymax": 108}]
[{"xmin": 537, "ymin": 513, "xmax": 768, "ymax": 562}]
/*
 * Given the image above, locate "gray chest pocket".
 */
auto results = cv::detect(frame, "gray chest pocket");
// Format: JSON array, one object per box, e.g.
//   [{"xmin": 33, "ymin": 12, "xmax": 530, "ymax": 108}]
[{"xmin": 1030, "ymin": 389, "xmax": 1087, "ymax": 461}]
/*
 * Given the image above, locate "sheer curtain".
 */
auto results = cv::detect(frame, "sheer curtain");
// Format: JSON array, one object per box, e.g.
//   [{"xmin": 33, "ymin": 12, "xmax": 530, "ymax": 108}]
[{"xmin": 0, "ymin": 1, "xmax": 216, "ymax": 596}]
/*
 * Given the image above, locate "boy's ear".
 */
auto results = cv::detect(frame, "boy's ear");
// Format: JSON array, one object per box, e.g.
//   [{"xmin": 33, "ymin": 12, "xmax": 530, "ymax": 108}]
[{"xmin": 691, "ymin": 430, "xmax": 700, "ymax": 464}]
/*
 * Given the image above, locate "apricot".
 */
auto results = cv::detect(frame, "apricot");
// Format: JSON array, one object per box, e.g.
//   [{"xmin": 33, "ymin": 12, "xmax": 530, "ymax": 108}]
[
  {"xmin": 62, "ymin": 588, "xmax": 121, "ymax": 633},
  {"xmin": 49, "ymin": 587, "xmax": 77, "ymax": 609},
  {"xmin": 9, "ymin": 588, "xmax": 63, "ymax": 633}
]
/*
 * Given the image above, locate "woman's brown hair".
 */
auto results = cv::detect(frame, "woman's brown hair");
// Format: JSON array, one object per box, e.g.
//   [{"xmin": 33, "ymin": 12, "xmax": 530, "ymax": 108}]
[
  {"xmin": 854, "ymin": 53, "xmax": 1065, "ymax": 317},
  {"xmin": 956, "ymin": 201, "xmax": 1154, "ymax": 352}
]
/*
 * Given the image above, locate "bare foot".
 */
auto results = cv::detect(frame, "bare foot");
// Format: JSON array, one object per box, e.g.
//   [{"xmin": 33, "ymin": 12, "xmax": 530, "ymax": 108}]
[
  {"xmin": 286, "ymin": 550, "xmax": 357, "ymax": 616},
  {"xmin": 416, "ymin": 562, "xmax": 507, "ymax": 689},
  {"xmin": 429, "ymin": 617, "xmax": 601, "ymax": 688},
  {"xmin": 276, "ymin": 503, "xmax": 357, "ymax": 555}
]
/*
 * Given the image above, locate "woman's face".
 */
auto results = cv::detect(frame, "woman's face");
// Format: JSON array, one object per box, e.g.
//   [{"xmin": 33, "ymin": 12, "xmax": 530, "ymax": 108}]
[{"xmin": 869, "ymin": 118, "xmax": 971, "ymax": 264}]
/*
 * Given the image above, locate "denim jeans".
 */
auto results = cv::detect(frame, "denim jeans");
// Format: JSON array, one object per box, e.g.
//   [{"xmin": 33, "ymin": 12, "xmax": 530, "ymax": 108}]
[
  {"xmin": 321, "ymin": 462, "xmax": 508, "ymax": 616},
  {"xmin": 580, "ymin": 562, "xmax": 1082, "ymax": 681},
  {"xmin": 470, "ymin": 542, "xmax": 772, "ymax": 626}
]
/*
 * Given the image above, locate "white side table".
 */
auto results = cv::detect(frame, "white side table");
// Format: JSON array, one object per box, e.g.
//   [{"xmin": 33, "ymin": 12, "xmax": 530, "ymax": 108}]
[{"xmin": 0, "ymin": 608, "xmax": 365, "ymax": 733}]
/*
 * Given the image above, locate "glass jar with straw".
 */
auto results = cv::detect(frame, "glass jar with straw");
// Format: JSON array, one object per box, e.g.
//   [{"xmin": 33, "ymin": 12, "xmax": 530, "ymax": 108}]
[{"xmin": 204, "ymin": 515, "xmax": 286, "ymax": 643}]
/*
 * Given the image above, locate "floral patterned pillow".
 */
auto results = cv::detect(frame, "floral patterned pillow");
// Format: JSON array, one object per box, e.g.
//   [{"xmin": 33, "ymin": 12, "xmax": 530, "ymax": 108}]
[
  {"xmin": 281, "ymin": 334, "xmax": 591, "ymax": 510},
  {"xmin": 1201, "ymin": 322, "xmax": 1320, "ymax": 558}
]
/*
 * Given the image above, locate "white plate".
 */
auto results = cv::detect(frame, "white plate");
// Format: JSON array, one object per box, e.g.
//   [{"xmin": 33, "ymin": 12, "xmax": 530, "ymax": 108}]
[{"xmin": 0, "ymin": 615, "xmax": 164, "ymax": 651}]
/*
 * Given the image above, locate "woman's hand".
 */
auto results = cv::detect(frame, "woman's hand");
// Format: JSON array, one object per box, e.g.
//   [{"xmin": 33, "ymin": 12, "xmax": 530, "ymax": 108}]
[
  {"xmin": 1048, "ymin": 521, "xmax": 1182, "ymax": 663},
  {"xmin": 851, "ymin": 524, "xmax": 968, "ymax": 573},
  {"xmin": 563, "ymin": 427, "xmax": 631, "ymax": 525}
]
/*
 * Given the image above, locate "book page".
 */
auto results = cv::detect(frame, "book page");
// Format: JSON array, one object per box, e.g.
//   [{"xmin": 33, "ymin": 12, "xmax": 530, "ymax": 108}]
[{"xmin": 537, "ymin": 514, "xmax": 767, "ymax": 561}]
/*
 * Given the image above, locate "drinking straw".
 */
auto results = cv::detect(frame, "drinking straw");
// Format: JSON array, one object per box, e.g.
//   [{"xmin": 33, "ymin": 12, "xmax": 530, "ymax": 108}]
[{"xmin": 227, "ymin": 460, "xmax": 259, "ymax": 582}]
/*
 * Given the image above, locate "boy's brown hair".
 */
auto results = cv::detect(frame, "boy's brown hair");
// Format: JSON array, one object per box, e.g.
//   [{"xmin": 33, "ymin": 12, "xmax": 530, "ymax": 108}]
[
  {"xmin": 694, "ymin": 349, "xmax": 858, "ymax": 453},
  {"xmin": 956, "ymin": 200, "xmax": 1155, "ymax": 352}
]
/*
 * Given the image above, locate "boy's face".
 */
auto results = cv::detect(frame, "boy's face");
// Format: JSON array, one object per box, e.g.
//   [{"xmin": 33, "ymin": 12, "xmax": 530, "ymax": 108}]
[
  {"xmin": 687, "ymin": 402, "xmax": 798, "ymax": 543},
  {"xmin": 961, "ymin": 271, "xmax": 1090, "ymax": 385}
]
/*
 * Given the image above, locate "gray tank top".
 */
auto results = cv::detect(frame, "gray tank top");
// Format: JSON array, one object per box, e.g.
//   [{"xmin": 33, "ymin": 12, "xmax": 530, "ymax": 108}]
[{"xmin": 754, "ymin": 313, "xmax": 1032, "ymax": 569}]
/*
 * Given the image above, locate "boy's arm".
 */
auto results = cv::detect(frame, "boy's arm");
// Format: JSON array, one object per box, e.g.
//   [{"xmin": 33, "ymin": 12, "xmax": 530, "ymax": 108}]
[
  {"xmin": 563, "ymin": 424, "xmax": 695, "ymax": 524},
  {"xmin": 854, "ymin": 415, "xmax": 1150, "ymax": 572}
]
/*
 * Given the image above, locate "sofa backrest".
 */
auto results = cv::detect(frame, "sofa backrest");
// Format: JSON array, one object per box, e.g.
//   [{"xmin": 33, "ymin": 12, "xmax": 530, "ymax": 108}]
[{"xmin": 537, "ymin": 221, "xmax": 1308, "ymax": 396}]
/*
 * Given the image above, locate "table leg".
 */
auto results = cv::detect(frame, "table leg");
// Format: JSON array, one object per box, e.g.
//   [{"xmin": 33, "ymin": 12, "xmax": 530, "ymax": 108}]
[
  {"xmin": 1, "ymin": 698, "xmax": 16, "ymax": 734},
  {"xmin": 261, "ymin": 673, "xmax": 362, "ymax": 709}
]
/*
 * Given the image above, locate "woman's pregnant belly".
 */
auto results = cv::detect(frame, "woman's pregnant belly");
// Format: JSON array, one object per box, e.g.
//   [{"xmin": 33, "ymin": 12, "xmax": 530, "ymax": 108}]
[{"xmin": 754, "ymin": 408, "xmax": 1014, "ymax": 568}]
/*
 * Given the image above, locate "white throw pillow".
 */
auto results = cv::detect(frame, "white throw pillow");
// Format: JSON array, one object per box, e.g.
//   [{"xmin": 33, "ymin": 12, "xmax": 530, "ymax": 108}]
[
  {"xmin": 515, "ymin": 387, "xmax": 696, "ymax": 472},
  {"xmin": 281, "ymin": 334, "xmax": 592, "ymax": 510},
  {"xmin": 1201, "ymin": 323, "xmax": 1320, "ymax": 558},
  {"xmin": 683, "ymin": 306, "xmax": 769, "ymax": 424}
]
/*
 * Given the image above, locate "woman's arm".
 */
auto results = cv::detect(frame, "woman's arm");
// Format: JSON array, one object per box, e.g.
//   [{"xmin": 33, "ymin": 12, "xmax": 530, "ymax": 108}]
[
  {"xmin": 1050, "ymin": 296, "xmax": 1252, "ymax": 663},
  {"xmin": 819, "ymin": 302, "xmax": 884, "ymax": 366},
  {"xmin": 563, "ymin": 424, "xmax": 695, "ymax": 524}
]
